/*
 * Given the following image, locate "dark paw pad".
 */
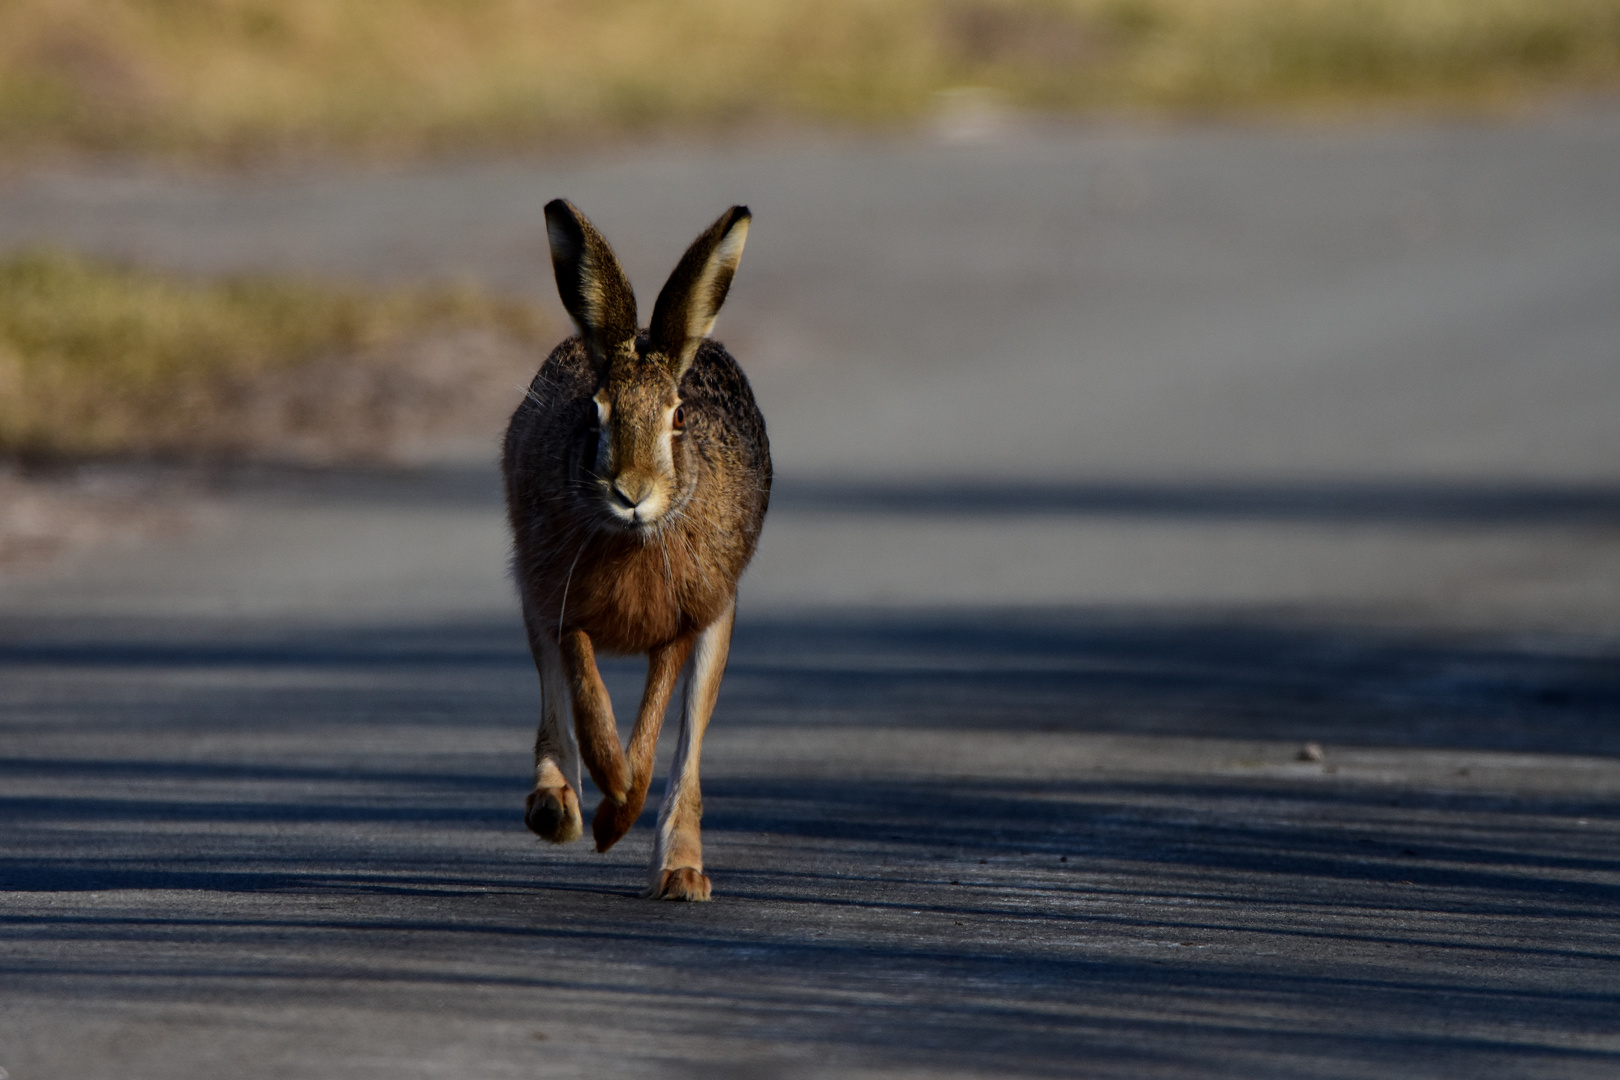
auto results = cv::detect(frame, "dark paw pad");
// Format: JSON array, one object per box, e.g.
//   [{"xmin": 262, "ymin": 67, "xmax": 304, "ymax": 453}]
[{"xmin": 525, "ymin": 785, "xmax": 582, "ymax": 843}]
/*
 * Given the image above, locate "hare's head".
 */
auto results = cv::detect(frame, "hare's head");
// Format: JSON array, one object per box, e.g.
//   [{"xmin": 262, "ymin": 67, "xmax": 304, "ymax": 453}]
[{"xmin": 544, "ymin": 199, "xmax": 750, "ymax": 534}]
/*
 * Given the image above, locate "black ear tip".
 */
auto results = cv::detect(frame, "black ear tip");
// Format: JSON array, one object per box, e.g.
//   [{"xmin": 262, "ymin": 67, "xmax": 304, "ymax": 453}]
[
  {"xmin": 544, "ymin": 198, "xmax": 579, "ymax": 229},
  {"xmin": 544, "ymin": 200, "xmax": 585, "ymax": 260},
  {"xmin": 731, "ymin": 205, "xmax": 751, "ymax": 224}
]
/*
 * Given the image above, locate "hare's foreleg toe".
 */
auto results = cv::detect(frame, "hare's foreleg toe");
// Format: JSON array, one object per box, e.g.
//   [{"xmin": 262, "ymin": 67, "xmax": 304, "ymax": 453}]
[
  {"xmin": 644, "ymin": 867, "xmax": 711, "ymax": 902},
  {"xmin": 525, "ymin": 783, "xmax": 583, "ymax": 843},
  {"xmin": 592, "ymin": 792, "xmax": 644, "ymax": 853}
]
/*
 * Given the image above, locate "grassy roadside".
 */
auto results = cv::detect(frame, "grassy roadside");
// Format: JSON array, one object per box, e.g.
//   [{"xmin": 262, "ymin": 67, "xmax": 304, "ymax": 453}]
[
  {"xmin": 1, "ymin": 0, "xmax": 1617, "ymax": 159},
  {"xmin": 0, "ymin": 250, "xmax": 549, "ymax": 462}
]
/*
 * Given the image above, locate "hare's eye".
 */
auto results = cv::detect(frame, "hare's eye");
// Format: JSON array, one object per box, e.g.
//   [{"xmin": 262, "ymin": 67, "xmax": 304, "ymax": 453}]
[{"xmin": 672, "ymin": 406, "xmax": 686, "ymax": 432}]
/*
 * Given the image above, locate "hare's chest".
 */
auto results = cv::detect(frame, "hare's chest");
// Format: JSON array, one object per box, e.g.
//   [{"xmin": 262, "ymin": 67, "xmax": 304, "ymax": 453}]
[{"xmin": 573, "ymin": 533, "xmax": 729, "ymax": 653}]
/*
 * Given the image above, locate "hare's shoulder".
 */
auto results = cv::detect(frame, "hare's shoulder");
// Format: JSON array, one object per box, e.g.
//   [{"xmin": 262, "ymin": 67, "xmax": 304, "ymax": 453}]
[
  {"xmin": 684, "ymin": 340, "xmax": 769, "ymax": 458},
  {"xmin": 503, "ymin": 337, "xmax": 593, "ymax": 478},
  {"xmin": 683, "ymin": 339, "xmax": 752, "ymax": 405},
  {"xmin": 524, "ymin": 336, "xmax": 596, "ymax": 409}
]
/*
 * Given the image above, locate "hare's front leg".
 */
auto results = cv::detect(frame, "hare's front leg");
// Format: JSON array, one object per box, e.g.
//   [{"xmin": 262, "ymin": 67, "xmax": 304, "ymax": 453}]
[
  {"xmin": 592, "ymin": 633, "xmax": 696, "ymax": 853},
  {"xmin": 646, "ymin": 604, "xmax": 735, "ymax": 901},
  {"xmin": 522, "ymin": 613, "xmax": 583, "ymax": 843},
  {"xmin": 555, "ymin": 628, "xmax": 633, "ymax": 813}
]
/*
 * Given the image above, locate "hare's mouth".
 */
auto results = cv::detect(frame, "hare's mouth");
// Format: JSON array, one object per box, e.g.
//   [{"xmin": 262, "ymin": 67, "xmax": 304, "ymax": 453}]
[
  {"xmin": 605, "ymin": 505, "xmax": 665, "ymax": 531},
  {"xmin": 597, "ymin": 482, "xmax": 698, "ymax": 536},
  {"xmin": 599, "ymin": 487, "xmax": 670, "ymax": 531}
]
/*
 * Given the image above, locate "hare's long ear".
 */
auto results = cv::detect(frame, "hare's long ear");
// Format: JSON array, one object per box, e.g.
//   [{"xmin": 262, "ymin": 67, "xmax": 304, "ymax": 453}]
[
  {"xmin": 649, "ymin": 205, "xmax": 751, "ymax": 380},
  {"xmin": 544, "ymin": 199, "xmax": 638, "ymax": 379}
]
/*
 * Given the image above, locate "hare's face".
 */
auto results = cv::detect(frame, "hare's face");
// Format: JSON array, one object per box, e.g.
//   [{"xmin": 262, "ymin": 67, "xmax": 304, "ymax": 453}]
[
  {"xmin": 587, "ymin": 352, "xmax": 690, "ymax": 531},
  {"xmin": 542, "ymin": 197, "xmax": 749, "ymax": 534}
]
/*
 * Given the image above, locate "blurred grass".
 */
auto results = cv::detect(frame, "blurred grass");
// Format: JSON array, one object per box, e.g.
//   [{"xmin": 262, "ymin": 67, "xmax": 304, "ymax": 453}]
[
  {"xmin": 0, "ymin": 249, "xmax": 547, "ymax": 461},
  {"xmin": 0, "ymin": 0, "xmax": 1616, "ymax": 158}
]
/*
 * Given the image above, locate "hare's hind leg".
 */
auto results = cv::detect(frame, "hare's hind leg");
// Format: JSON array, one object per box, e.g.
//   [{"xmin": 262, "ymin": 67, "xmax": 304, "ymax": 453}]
[
  {"xmin": 646, "ymin": 603, "xmax": 735, "ymax": 901},
  {"xmin": 523, "ymin": 612, "xmax": 584, "ymax": 843}
]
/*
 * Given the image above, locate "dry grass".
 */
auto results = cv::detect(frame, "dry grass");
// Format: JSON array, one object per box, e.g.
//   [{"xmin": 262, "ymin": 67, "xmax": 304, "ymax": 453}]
[
  {"xmin": 0, "ymin": 249, "xmax": 549, "ymax": 462},
  {"xmin": 0, "ymin": 0, "xmax": 1616, "ymax": 158}
]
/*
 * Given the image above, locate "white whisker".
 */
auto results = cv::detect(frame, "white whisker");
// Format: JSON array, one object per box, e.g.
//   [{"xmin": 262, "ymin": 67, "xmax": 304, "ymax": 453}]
[{"xmin": 556, "ymin": 538, "xmax": 588, "ymax": 640}]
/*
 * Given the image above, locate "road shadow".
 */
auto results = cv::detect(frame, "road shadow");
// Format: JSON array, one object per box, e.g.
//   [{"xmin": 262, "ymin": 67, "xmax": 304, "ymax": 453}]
[
  {"xmin": 2, "ymin": 607, "xmax": 1615, "ymax": 753},
  {"xmin": 2, "ymin": 607, "xmax": 1618, "ymax": 1073},
  {"xmin": 723, "ymin": 610, "xmax": 1620, "ymax": 754}
]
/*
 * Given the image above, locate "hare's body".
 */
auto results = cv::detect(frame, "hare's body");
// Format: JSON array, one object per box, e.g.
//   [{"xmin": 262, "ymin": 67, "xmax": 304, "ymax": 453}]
[
  {"xmin": 505, "ymin": 337, "xmax": 769, "ymax": 655},
  {"xmin": 503, "ymin": 201, "xmax": 768, "ymax": 900}
]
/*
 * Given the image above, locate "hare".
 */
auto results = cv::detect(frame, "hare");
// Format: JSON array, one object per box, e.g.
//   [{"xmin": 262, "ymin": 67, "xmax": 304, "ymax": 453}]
[{"xmin": 502, "ymin": 200, "xmax": 770, "ymax": 901}]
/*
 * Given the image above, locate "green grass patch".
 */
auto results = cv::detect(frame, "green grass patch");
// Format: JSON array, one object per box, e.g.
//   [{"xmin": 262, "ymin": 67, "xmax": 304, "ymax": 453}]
[
  {"xmin": 0, "ymin": 249, "xmax": 547, "ymax": 461},
  {"xmin": 0, "ymin": 0, "xmax": 1616, "ymax": 158}
]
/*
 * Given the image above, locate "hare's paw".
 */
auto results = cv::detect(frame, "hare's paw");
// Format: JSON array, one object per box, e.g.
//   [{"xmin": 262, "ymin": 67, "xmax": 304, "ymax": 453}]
[
  {"xmin": 525, "ymin": 784, "xmax": 583, "ymax": 843},
  {"xmin": 592, "ymin": 793, "xmax": 644, "ymax": 854},
  {"xmin": 644, "ymin": 866, "xmax": 711, "ymax": 902}
]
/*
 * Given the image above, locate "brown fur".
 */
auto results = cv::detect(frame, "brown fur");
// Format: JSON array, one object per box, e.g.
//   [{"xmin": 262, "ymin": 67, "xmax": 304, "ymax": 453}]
[
  {"xmin": 503, "ymin": 201, "xmax": 769, "ymax": 896},
  {"xmin": 649, "ymin": 866, "xmax": 711, "ymax": 902},
  {"xmin": 592, "ymin": 632, "xmax": 693, "ymax": 850}
]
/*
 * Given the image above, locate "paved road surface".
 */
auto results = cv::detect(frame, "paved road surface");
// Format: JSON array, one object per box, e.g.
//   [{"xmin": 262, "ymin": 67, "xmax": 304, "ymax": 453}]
[{"xmin": 2, "ymin": 114, "xmax": 1619, "ymax": 1077}]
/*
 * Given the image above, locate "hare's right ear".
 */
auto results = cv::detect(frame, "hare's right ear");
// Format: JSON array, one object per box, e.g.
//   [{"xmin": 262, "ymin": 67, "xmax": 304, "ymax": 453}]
[
  {"xmin": 544, "ymin": 199, "xmax": 638, "ymax": 378},
  {"xmin": 649, "ymin": 206, "xmax": 751, "ymax": 379}
]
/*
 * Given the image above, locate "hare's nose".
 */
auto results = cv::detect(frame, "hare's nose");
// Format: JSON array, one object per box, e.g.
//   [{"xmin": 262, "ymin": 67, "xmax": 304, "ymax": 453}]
[{"xmin": 612, "ymin": 473, "xmax": 655, "ymax": 509}]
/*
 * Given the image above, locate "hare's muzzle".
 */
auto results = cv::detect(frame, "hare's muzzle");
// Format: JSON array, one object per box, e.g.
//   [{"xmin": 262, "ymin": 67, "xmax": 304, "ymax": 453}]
[{"xmin": 606, "ymin": 469, "xmax": 667, "ymax": 527}]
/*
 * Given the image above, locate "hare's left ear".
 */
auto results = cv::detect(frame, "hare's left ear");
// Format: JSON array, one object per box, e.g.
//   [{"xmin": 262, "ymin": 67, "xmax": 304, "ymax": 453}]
[{"xmin": 649, "ymin": 206, "xmax": 751, "ymax": 379}]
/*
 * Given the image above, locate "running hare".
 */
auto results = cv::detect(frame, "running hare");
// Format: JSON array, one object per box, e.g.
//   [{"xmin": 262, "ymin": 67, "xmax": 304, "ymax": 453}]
[{"xmin": 503, "ymin": 200, "xmax": 770, "ymax": 901}]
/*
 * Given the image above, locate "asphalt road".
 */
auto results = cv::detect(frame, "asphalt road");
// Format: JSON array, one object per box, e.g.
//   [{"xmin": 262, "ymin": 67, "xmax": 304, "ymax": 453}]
[{"xmin": 2, "ymin": 112, "xmax": 1619, "ymax": 1078}]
